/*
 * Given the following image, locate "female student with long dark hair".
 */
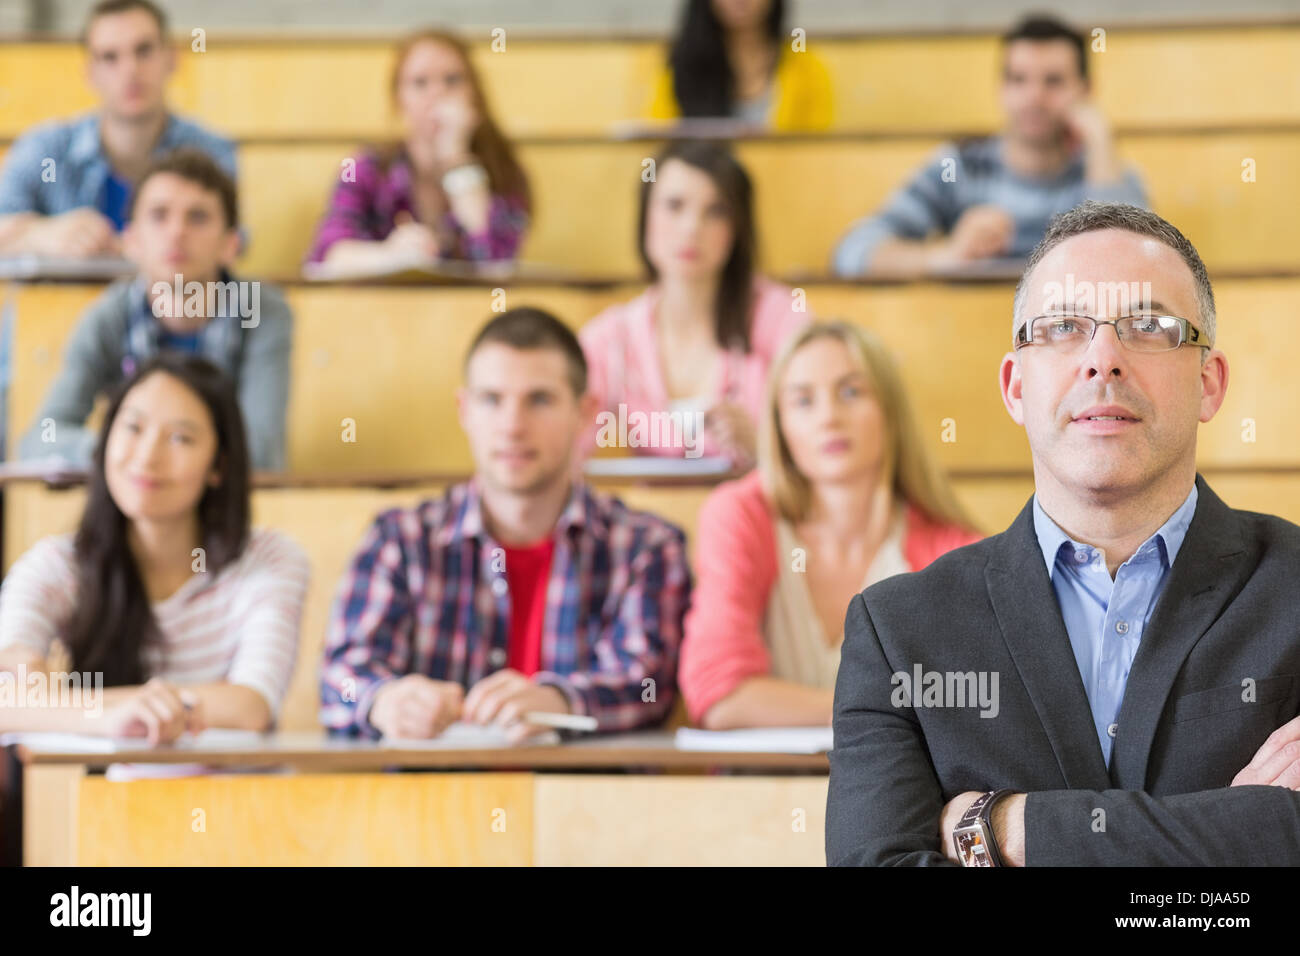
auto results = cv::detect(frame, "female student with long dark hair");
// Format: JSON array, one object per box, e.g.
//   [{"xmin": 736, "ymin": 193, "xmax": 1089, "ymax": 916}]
[
  {"xmin": 0, "ymin": 354, "xmax": 309, "ymax": 742},
  {"xmin": 649, "ymin": 0, "xmax": 833, "ymax": 130},
  {"xmin": 679, "ymin": 321, "xmax": 982, "ymax": 728},
  {"xmin": 306, "ymin": 29, "xmax": 531, "ymax": 269},
  {"xmin": 579, "ymin": 139, "xmax": 809, "ymax": 467}
]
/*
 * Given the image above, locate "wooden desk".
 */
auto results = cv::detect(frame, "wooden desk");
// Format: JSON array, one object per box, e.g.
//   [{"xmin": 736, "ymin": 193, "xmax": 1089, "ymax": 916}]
[{"xmin": 13, "ymin": 732, "xmax": 830, "ymax": 866}]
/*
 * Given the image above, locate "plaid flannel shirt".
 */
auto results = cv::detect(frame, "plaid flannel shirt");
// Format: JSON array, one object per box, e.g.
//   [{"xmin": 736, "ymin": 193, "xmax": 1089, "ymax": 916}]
[
  {"xmin": 320, "ymin": 478, "xmax": 691, "ymax": 738},
  {"xmin": 305, "ymin": 149, "xmax": 529, "ymax": 264}
]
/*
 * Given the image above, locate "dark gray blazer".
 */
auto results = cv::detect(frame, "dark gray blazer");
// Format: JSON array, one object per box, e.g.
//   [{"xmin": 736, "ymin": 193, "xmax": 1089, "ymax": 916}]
[{"xmin": 827, "ymin": 474, "xmax": 1300, "ymax": 865}]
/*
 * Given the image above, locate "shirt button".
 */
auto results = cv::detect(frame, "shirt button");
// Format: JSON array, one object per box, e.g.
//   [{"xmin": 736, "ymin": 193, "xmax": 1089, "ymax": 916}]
[
  {"xmin": 489, "ymin": 648, "xmax": 507, "ymax": 667},
  {"xmin": 491, "ymin": 577, "xmax": 508, "ymax": 597},
  {"xmin": 1074, "ymin": 549, "xmax": 1089, "ymax": 563},
  {"xmin": 1115, "ymin": 620, "xmax": 1129, "ymax": 634},
  {"xmin": 1107, "ymin": 723, "xmax": 1118, "ymax": 738}
]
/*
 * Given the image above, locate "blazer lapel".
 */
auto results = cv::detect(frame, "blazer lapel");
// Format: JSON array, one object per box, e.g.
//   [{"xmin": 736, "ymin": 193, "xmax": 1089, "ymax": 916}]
[
  {"xmin": 986, "ymin": 499, "xmax": 1112, "ymax": 789},
  {"xmin": 1108, "ymin": 475, "xmax": 1253, "ymax": 790}
]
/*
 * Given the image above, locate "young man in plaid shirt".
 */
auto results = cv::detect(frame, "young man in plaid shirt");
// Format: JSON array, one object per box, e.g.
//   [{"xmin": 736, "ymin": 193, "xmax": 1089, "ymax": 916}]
[{"xmin": 321, "ymin": 307, "xmax": 692, "ymax": 741}]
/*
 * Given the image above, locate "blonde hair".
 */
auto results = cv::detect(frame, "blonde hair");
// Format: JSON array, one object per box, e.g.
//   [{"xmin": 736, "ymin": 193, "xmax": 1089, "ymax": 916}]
[{"xmin": 757, "ymin": 320, "xmax": 975, "ymax": 531}]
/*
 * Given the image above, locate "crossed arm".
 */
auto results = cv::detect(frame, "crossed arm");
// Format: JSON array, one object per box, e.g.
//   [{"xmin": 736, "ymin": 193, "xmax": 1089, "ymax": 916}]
[
  {"xmin": 940, "ymin": 714, "xmax": 1300, "ymax": 866},
  {"xmin": 828, "ymin": 592, "xmax": 1300, "ymax": 866}
]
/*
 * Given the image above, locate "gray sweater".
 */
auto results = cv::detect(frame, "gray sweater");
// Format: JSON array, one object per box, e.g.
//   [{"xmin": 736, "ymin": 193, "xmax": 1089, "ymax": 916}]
[
  {"xmin": 831, "ymin": 135, "xmax": 1149, "ymax": 277},
  {"xmin": 19, "ymin": 277, "xmax": 292, "ymax": 471}
]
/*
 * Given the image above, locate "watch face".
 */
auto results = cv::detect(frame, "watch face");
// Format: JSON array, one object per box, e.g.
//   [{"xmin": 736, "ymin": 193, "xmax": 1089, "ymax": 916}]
[{"xmin": 955, "ymin": 830, "xmax": 991, "ymax": 867}]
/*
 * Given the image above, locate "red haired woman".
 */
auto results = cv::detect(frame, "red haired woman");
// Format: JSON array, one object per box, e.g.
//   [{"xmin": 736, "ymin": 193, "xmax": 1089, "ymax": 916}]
[{"xmin": 306, "ymin": 30, "xmax": 531, "ymax": 269}]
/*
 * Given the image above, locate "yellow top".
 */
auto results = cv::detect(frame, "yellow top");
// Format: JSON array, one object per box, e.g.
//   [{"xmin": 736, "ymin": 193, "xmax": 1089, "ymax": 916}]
[{"xmin": 647, "ymin": 47, "xmax": 834, "ymax": 131}]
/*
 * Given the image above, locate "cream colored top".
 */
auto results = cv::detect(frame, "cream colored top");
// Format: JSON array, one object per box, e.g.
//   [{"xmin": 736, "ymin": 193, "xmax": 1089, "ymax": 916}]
[{"xmin": 765, "ymin": 506, "xmax": 910, "ymax": 689}]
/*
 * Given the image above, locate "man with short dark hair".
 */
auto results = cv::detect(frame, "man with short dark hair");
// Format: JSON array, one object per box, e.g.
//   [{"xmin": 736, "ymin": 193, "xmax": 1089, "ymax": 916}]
[
  {"xmin": 827, "ymin": 200, "xmax": 1300, "ymax": 866},
  {"xmin": 20, "ymin": 148, "xmax": 290, "ymax": 471},
  {"xmin": 0, "ymin": 0, "xmax": 236, "ymax": 256},
  {"xmin": 321, "ymin": 307, "xmax": 692, "ymax": 741},
  {"xmin": 832, "ymin": 15, "xmax": 1146, "ymax": 278}
]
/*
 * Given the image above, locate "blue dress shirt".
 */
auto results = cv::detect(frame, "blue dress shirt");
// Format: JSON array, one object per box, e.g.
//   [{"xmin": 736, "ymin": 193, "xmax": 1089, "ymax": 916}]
[
  {"xmin": 1032, "ymin": 484, "xmax": 1199, "ymax": 766},
  {"xmin": 0, "ymin": 112, "xmax": 236, "ymax": 224}
]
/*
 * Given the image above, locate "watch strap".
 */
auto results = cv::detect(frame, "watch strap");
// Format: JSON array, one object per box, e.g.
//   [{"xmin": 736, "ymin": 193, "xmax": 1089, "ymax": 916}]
[{"xmin": 955, "ymin": 788, "xmax": 1018, "ymax": 867}]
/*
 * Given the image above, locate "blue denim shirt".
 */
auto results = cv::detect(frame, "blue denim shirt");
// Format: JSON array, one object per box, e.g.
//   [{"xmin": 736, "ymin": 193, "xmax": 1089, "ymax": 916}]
[
  {"xmin": 0, "ymin": 112, "xmax": 236, "ymax": 222},
  {"xmin": 1032, "ymin": 484, "xmax": 1199, "ymax": 766}
]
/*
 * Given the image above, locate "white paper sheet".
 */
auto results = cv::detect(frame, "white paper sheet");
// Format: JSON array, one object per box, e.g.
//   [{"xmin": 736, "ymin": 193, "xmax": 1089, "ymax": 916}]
[{"xmin": 673, "ymin": 726, "xmax": 833, "ymax": 754}]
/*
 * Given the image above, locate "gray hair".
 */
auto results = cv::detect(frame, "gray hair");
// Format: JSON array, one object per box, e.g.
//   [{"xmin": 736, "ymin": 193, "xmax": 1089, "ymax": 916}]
[{"xmin": 1011, "ymin": 200, "xmax": 1217, "ymax": 348}]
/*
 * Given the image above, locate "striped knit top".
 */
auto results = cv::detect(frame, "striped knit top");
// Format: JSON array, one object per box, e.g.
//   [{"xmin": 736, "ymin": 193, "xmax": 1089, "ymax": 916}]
[{"xmin": 0, "ymin": 528, "xmax": 310, "ymax": 722}]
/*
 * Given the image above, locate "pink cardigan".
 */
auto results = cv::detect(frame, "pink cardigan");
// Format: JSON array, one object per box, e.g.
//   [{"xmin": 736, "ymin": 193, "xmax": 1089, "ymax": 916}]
[
  {"xmin": 578, "ymin": 277, "xmax": 810, "ymax": 462},
  {"xmin": 679, "ymin": 470, "xmax": 983, "ymax": 724}
]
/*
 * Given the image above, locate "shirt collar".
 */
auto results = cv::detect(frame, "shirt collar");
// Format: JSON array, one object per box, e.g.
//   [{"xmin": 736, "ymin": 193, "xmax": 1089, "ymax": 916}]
[
  {"xmin": 154, "ymin": 113, "xmax": 183, "ymax": 150},
  {"xmin": 69, "ymin": 111, "xmax": 180, "ymax": 166},
  {"xmin": 440, "ymin": 475, "xmax": 594, "ymax": 547},
  {"xmin": 1032, "ymin": 482, "xmax": 1199, "ymax": 579},
  {"xmin": 68, "ymin": 114, "xmax": 104, "ymax": 165}
]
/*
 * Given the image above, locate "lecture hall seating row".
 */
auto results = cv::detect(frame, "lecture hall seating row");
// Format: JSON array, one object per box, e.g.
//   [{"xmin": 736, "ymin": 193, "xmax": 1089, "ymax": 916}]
[
  {"xmin": 7, "ymin": 272, "xmax": 1300, "ymax": 734},
  {"xmin": 3, "ymin": 133, "xmax": 1288, "ymax": 277},
  {"xmin": 11, "ymin": 470, "xmax": 1300, "ymax": 736},
  {"xmin": 2, "ymin": 27, "xmax": 1295, "ymax": 277},
  {"xmin": 8, "ymin": 279, "xmax": 1300, "ymax": 476},
  {"xmin": 1, "ymin": 26, "xmax": 1297, "ymax": 140},
  {"xmin": 1, "ymin": 133, "xmax": 1291, "ymax": 277},
  {"xmin": 232, "ymin": 132, "xmax": 1300, "ymax": 277}
]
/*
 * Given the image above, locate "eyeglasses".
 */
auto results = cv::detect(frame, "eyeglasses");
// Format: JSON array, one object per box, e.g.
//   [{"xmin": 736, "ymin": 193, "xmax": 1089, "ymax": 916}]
[{"xmin": 1014, "ymin": 314, "xmax": 1208, "ymax": 353}]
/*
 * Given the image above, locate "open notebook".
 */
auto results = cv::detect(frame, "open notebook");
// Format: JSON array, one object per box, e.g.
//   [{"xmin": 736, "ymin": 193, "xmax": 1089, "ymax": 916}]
[{"xmin": 674, "ymin": 726, "xmax": 833, "ymax": 754}]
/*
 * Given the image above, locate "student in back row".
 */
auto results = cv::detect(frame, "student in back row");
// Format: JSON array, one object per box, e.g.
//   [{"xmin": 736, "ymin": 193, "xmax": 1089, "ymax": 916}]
[
  {"xmin": 306, "ymin": 29, "xmax": 531, "ymax": 271},
  {"xmin": 321, "ymin": 308, "xmax": 691, "ymax": 742},
  {"xmin": 0, "ymin": 355, "xmax": 309, "ymax": 740},
  {"xmin": 832, "ymin": 15, "xmax": 1146, "ymax": 278},
  {"xmin": 20, "ymin": 149, "xmax": 291, "ymax": 471},
  {"xmin": 0, "ymin": 0, "xmax": 236, "ymax": 257},
  {"xmin": 679, "ymin": 322, "xmax": 980, "ymax": 728},
  {"xmin": 649, "ymin": 0, "xmax": 833, "ymax": 131},
  {"xmin": 580, "ymin": 141, "xmax": 809, "ymax": 469}
]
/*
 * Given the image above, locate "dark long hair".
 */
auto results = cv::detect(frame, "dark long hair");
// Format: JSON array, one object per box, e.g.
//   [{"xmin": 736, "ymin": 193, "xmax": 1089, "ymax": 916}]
[
  {"xmin": 65, "ymin": 354, "xmax": 252, "ymax": 686},
  {"xmin": 638, "ymin": 140, "xmax": 758, "ymax": 352},
  {"xmin": 668, "ymin": 0, "xmax": 786, "ymax": 117}
]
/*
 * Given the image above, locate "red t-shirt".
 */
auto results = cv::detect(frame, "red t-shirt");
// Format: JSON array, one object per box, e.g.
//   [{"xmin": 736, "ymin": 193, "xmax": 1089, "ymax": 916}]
[{"xmin": 503, "ymin": 537, "xmax": 556, "ymax": 677}]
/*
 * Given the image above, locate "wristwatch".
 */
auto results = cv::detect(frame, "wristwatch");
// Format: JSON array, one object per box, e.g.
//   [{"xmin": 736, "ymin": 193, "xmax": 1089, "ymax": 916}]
[{"xmin": 952, "ymin": 788, "xmax": 1018, "ymax": 867}]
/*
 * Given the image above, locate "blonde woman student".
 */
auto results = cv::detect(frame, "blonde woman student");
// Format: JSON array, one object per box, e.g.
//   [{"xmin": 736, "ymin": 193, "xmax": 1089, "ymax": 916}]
[{"xmin": 679, "ymin": 321, "xmax": 982, "ymax": 728}]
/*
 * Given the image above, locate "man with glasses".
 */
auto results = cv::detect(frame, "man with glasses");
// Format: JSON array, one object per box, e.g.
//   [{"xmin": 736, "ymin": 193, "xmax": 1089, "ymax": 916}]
[{"xmin": 827, "ymin": 200, "xmax": 1300, "ymax": 866}]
